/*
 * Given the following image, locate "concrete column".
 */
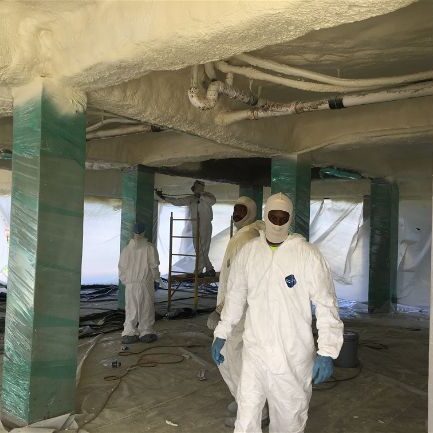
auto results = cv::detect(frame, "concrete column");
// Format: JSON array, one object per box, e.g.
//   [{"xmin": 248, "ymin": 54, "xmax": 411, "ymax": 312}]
[
  {"xmin": 368, "ymin": 179, "xmax": 399, "ymax": 313},
  {"xmin": 271, "ymin": 156, "xmax": 311, "ymax": 239},
  {"xmin": 2, "ymin": 81, "xmax": 86, "ymax": 427},
  {"xmin": 429, "ymin": 176, "xmax": 433, "ymax": 433},
  {"xmin": 239, "ymin": 185, "xmax": 263, "ymax": 219},
  {"xmin": 119, "ymin": 165, "xmax": 155, "ymax": 309}
]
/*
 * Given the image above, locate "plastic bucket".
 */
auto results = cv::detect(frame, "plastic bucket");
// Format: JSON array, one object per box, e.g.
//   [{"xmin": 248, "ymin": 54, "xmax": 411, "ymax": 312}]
[{"xmin": 334, "ymin": 330, "xmax": 359, "ymax": 368}]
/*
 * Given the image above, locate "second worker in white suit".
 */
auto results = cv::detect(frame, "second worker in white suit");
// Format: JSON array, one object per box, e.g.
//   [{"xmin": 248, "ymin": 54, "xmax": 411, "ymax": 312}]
[
  {"xmin": 157, "ymin": 180, "xmax": 216, "ymax": 277},
  {"xmin": 213, "ymin": 193, "xmax": 344, "ymax": 433},
  {"xmin": 207, "ymin": 196, "xmax": 266, "ymax": 427}
]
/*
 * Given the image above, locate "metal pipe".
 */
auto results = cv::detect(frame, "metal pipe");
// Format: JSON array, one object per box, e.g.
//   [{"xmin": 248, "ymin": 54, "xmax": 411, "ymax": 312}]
[
  {"xmin": 216, "ymin": 81, "xmax": 433, "ymax": 125},
  {"xmin": 236, "ymin": 53, "xmax": 433, "ymax": 89}
]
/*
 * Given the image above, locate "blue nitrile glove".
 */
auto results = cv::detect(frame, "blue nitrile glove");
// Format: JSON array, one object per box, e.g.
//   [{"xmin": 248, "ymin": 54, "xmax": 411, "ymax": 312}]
[
  {"xmin": 312, "ymin": 354, "xmax": 333, "ymax": 384},
  {"xmin": 154, "ymin": 281, "xmax": 160, "ymax": 291},
  {"xmin": 211, "ymin": 337, "xmax": 226, "ymax": 365}
]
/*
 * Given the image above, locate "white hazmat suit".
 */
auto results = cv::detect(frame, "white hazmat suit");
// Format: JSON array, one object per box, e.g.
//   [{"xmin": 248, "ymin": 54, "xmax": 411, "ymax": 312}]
[
  {"xmin": 214, "ymin": 196, "xmax": 264, "ymax": 399},
  {"xmin": 162, "ymin": 182, "xmax": 216, "ymax": 273},
  {"xmin": 119, "ymin": 237, "xmax": 160, "ymax": 337},
  {"xmin": 214, "ymin": 193, "xmax": 343, "ymax": 433}
]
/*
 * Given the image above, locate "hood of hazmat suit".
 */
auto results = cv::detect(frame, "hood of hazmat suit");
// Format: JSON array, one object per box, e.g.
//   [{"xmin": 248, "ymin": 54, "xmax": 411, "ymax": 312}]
[
  {"xmin": 264, "ymin": 192, "xmax": 293, "ymax": 244},
  {"xmin": 233, "ymin": 196, "xmax": 257, "ymax": 230}
]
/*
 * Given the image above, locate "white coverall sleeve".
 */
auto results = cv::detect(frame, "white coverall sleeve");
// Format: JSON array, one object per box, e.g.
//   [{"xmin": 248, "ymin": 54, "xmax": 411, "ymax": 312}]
[
  {"xmin": 308, "ymin": 247, "xmax": 344, "ymax": 359},
  {"xmin": 200, "ymin": 192, "xmax": 216, "ymax": 206},
  {"xmin": 118, "ymin": 247, "xmax": 129, "ymax": 284},
  {"xmin": 214, "ymin": 249, "xmax": 249, "ymax": 340},
  {"xmin": 149, "ymin": 245, "xmax": 161, "ymax": 281},
  {"xmin": 163, "ymin": 195, "xmax": 193, "ymax": 206}
]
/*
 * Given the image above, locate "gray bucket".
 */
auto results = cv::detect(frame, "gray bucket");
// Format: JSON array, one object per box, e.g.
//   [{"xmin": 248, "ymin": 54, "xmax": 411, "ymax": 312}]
[{"xmin": 334, "ymin": 330, "xmax": 359, "ymax": 368}]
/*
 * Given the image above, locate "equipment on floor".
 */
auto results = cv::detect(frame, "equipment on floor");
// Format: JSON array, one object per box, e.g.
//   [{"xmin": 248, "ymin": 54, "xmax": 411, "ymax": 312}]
[{"xmin": 334, "ymin": 330, "xmax": 359, "ymax": 368}]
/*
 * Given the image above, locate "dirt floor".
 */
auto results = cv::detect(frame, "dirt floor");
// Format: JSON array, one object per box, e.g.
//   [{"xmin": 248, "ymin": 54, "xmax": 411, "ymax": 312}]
[{"xmin": 75, "ymin": 305, "xmax": 428, "ymax": 433}]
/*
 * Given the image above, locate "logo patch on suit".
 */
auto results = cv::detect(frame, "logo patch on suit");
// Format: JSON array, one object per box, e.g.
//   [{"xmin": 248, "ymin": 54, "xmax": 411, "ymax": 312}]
[{"xmin": 285, "ymin": 274, "xmax": 297, "ymax": 288}]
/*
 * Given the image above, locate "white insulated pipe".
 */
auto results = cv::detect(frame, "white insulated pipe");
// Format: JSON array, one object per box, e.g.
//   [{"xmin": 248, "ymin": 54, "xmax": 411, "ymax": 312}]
[
  {"xmin": 235, "ymin": 53, "xmax": 433, "ymax": 89},
  {"xmin": 216, "ymin": 81, "xmax": 433, "ymax": 125},
  {"xmin": 86, "ymin": 124, "xmax": 155, "ymax": 140},
  {"xmin": 86, "ymin": 117, "xmax": 140, "ymax": 132},
  {"xmin": 216, "ymin": 61, "xmax": 371, "ymax": 93}
]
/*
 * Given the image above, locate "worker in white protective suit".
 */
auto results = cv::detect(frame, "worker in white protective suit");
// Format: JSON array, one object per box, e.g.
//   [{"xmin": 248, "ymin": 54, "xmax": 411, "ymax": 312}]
[
  {"xmin": 207, "ymin": 196, "xmax": 266, "ymax": 427},
  {"xmin": 119, "ymin": 223, "xmax": 160, "ymax": 345},
  {"xmin": 156, "ymin": 180, "xmax": 216, "ymax": 277},
  {"xmin": 213, "ymin": 193, "xmax": 344, "ymax": 433}
]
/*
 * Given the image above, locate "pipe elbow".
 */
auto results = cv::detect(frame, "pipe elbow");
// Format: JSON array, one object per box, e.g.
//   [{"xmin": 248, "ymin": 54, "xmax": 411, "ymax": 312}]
[{"xmin": 188, "ymin": 86, "xmax": 216, "ymax": 110}]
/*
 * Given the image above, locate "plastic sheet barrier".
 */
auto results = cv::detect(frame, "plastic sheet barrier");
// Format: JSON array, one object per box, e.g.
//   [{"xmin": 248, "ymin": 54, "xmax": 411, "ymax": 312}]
[{"xmin": 0, "ymin": 195, "xmax": 429, "ymax": 307}]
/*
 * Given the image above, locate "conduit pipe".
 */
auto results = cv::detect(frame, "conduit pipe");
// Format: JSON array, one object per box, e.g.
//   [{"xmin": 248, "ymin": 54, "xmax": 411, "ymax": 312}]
[
  {"xmin": 86, "ymin": 124, "xmax": 162, "ymax": 140},
  {"xmin": 216, "ymin": 61, "xmax": 373, "ymax": 93},
  {"xmin": 235, "ymin": 53, "xmax": 433, "ymax": 89},
  {"xmin": 216, "ymin": 81, "xmax": 433, "ymax": 125},
  {"xmin": 204, "ymin": 62, "xmax": 217, "ymax": 81},
  {"xmin": 188, "ymin": 80, "xmax": 263, "ymax": 110},
  {"xmin": 86, "ymin": 117, "xmax": 140, "ymax": 132}
]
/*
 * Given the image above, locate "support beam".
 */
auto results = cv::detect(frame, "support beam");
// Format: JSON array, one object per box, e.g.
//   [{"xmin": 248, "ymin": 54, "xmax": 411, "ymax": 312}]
[
  {"xmin": 429, "ymin": 175, "xmax": 433, "ymax": 432},
  {"xmin": 271, "ymin": 156, "xmax": 311, "ymax": 239},
  {"xmin": 2, "ymin": 81, "xmax": 86, "ymax": 427},
  {"xmin": 368, "ymin": 179, "xmax": 399, "ymax": 313},
  {"xmin": 119, "ymin": 165, "xmax": 155, "ymax": 309},
  {"xmin": 239, "ymin": 185, "xmax": 263, "ymax": 220}
]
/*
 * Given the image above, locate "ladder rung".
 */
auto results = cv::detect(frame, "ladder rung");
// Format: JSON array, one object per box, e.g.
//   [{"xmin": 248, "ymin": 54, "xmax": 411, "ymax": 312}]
[
  {"xmin": 172, "ymin": 253, "xmax": 196, "ymax": 257},
  {"xmin": 172, "ymin": 218, "xmax": 198, "ymax": 221},
  {"xmin": 169, "ymin": 270, "xmax": 189, "ymax": 274},
  {"xmin": 172, "ymin": 236, "xmax": 195, "ymax": 239}
]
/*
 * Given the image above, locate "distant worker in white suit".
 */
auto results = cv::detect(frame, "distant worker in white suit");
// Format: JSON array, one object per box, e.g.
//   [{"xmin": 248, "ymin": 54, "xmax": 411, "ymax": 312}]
[
  {"xmin": 213, "ymin": 193, "xmax": 344, "ymax": 433},
  {"xmin": 157, "ymin": 180, "xmax": 216, "ymax": 277},
  {"xmin": 119, "ymin": 223, "xmax": 160, "ymax": 345},
  {"xmin": 207, "ymin": 196, "xmax": 266, "ymax": 427}
]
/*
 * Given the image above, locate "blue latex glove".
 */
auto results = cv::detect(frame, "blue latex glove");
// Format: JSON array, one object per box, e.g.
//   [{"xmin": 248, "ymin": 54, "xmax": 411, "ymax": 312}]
[
  {"xmin": 211, "ymin": 337, "xmax": 226, "ymax": 365},
  {"xmin": 312, "ymin": 354, "xmax": 333, "ymax": 384},
  {"xmin": 154, "ymin": 281, "xmax": 160, "ymax": 291}
]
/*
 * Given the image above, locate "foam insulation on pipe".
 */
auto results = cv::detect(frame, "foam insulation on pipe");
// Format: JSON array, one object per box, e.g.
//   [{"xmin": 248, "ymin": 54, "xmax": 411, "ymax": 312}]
[
  {"xmin": 188, "ymin": 81, "xmax": 261, "ymax": 110},
  {"xmin": 216, "ymin": 81, "xmax": 433, "ymax": 125},
  {"xmin": 235, "ymin": 53, "xmax": 433, "ymax": 88}
]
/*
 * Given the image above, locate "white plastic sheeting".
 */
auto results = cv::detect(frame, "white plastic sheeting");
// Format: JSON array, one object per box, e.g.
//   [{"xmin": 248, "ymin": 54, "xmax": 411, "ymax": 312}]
[
  {"xmin": 310, "ymin": 198, "xmax": 431, "ymax": 307},
  {"xmin": 397, "ymin": 200, "xmax": 432, "ymax": 307},
  {"xmin": 81, "ymin": 200, "xmax": 121, "ymax": 285},
  {"xmin": 310, "ymin": 199, "xmax": 369, "ymax": 302},
  {"xmin": 0, "ymin": 195, "xmax": 429, "ymax": 307}
]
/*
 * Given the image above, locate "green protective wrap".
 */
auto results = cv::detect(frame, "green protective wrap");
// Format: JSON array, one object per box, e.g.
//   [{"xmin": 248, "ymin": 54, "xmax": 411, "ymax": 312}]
[
  {"xmin": 271, "ymin": 156, "xmax": 311, "ymax": 240},
  {"xmin": 368, "ymin": 179, "xmax": 399, "ymax": 313},
  {"xmin": 239, "ymin": 185, "xmax": 263, "ymax": 220},
  {"xmin": 119, "ymin": 165, "xmax": 155, "ymax": 309},
  {"xmin": 2, "ymin": 88, "xmax": 86, "ymax": 426}
]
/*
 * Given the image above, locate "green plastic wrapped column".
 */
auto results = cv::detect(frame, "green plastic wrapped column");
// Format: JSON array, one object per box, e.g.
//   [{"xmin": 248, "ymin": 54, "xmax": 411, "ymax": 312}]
[
  {"xmin": 271, "ymin": 156, "xmax": 311, "ymax": 239},
  {"xmin": 2, "ymin": 82, "xmax": 86, "ymax": 427},
  {"xmin": 239, "ymin": 185, "xmax": 263, "ymax": 219},
  {"xmin": 368, "ymin": 179, "xmax": 399, "ymax": 313},
  {"xmin": 119, "ymin": 165, "xmax": 155, "ymax": 309}
]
